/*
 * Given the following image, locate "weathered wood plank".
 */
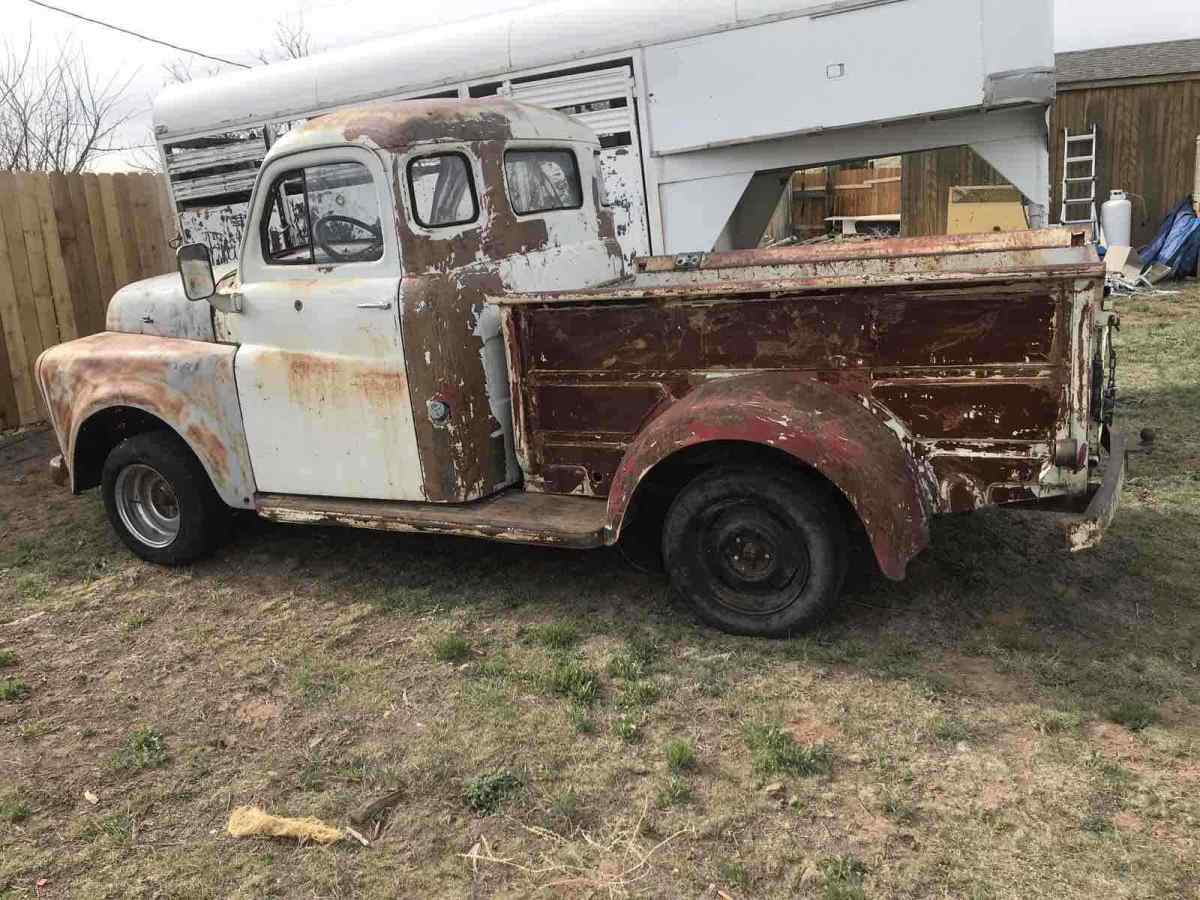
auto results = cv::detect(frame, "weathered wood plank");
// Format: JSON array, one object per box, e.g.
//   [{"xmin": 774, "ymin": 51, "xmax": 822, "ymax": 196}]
[
  {"xmin": 65, "ymin": 174, "xmax": 104, "ymax": 336},
  {"xmin": 0, "ymin": 174, "xmax": 47, "ymax": 417},
  {"xmin": 97, "ymin": 174, "xmax": 130, "ymax": 290},
  {"xmin": 49, "ymin": 173, "xmax": 89, "ymax": 344},
  {"xmin": 33, "ymin": 175, "xmax": 77, "ymax": 343},
  {"xmin": 15, "ymin": 173, "xmax": 61, "ymax": 355},
  {"xmin": 82, "ymin": 174, "xmax": 117, "ymax": 325},
  {"xmin": 0, "ymin": 184, "xmax": 39, "ymax": 425}
]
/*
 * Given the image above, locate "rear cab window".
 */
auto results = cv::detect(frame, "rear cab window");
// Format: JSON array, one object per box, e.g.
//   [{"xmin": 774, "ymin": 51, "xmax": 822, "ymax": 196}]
[
  {"xmin": 406, "ymin": 153, "xmax": 479, "ymax": 228},
  {"xmin": 261, "ymin": 161, "xmax": 384, "ymax": 265},
  {"xmin": 504, "ymin": 149, "xmax": 583, "ymax": 215}
]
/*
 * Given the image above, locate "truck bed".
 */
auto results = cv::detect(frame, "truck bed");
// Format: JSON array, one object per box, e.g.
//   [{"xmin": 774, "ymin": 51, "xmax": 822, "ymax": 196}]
[{"xmin": 490, "ymin": 228, "xmax": 1106, "ymax": 514}]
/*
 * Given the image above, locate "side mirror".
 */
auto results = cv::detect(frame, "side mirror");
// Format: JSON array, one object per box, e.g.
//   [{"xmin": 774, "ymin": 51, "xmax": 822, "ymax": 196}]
[{"xmin": 178, "ymin": 243, "xmax": 215, "ymax": 302}]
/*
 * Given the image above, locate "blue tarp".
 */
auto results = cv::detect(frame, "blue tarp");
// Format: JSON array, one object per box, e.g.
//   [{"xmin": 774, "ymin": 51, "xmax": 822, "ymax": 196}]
[{"xmin": 1139, "ymin": 197, "xmax": 1200, "ymax": 279}]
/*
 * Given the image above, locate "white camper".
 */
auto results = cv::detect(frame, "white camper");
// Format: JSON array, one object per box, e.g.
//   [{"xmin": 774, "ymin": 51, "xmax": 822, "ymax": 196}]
[{"xmin": 153, "ymin": 0, "xmax": 1056, "ymax": 264}]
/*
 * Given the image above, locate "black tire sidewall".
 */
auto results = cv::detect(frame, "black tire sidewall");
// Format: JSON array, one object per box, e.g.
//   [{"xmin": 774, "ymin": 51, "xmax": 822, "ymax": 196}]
[
  {"xmin": 101, "ymin": 432, "xmax": 226, "ymax": 566},
  {"xmin": 662, "ymin": 466, "xmax": 846, "ymax": 637}
]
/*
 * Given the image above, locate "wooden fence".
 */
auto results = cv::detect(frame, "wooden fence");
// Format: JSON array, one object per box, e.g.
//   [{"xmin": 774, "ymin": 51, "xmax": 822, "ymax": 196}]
[
  {"xmin": 830, "ymin": 167, "xmax": 901, "ymax": 218},
  {"xmin": 0, "ymin": 172, "xmax": 177, "ymax": 430}
]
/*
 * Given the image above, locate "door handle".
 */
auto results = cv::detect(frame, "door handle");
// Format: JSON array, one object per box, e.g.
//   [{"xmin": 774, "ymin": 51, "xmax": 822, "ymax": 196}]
[{"xmin": 356, "ymin": 302, "xmax": 392, "ymax": 310}]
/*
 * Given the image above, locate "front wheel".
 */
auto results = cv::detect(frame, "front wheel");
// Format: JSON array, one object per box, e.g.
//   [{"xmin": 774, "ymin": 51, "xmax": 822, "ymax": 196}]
[
  {"xmin": 102, "ymin": 431, "xmax": 229, "ymax": 565},
  {"xmin": 662, "ymin": 466, "xmax": 847, "ymax": 637}
]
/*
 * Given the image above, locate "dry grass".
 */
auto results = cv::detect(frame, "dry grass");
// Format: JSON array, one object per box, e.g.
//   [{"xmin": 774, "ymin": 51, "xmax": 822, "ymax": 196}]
[{"xmin": 1, "ymin": 282, "xmax": 1198, "ymax": 898}]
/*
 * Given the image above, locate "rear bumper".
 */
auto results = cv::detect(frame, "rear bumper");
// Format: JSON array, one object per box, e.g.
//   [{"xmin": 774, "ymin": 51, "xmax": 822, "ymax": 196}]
[{"xmin": 1064, "ymin": 429, "xmax": 1127, "ymax": 553}]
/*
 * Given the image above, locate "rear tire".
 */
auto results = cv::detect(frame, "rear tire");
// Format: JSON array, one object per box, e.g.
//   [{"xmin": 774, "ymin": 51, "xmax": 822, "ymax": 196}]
[
  {"xmin": 101, "ymin": 431, "xmax": 229, "ymax": 566},
  {"xmin": 662, "ymin": 466, "xmax": 847, "ymax": 637}
]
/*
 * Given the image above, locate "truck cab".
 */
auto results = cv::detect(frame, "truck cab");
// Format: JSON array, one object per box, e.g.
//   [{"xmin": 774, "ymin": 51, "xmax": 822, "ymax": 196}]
[{"xmin": 36, "ymin": 99, "xmax": 1126, "ymax": 638}]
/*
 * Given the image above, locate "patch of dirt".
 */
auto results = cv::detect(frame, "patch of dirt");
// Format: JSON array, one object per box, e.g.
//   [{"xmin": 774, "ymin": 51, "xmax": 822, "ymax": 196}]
[{"xmin": 235, "ymin": 697, "xmax": 284, "ymax": 730}]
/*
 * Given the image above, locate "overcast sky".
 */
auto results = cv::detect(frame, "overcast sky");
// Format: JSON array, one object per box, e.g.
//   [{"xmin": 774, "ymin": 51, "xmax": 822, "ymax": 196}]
[{"xmin": 4, "ymin": 0, "xmax": 1199, "ymax": 171}]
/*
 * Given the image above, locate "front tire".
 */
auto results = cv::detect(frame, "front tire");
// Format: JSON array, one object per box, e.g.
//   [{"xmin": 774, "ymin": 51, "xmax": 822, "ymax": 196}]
[
  {"xmin": 662, "ymin": 466, "xmax": 847, "ymax": 637},
  {"xmin": 101, "ymin": 431, "xmax": 229, "ymax": 565}
]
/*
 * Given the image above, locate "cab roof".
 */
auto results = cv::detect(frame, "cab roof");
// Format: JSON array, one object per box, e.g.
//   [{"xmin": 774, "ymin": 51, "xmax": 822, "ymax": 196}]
[{"xmin": 266, "ymin": 98, "xmax": 598, "ymax": 160}]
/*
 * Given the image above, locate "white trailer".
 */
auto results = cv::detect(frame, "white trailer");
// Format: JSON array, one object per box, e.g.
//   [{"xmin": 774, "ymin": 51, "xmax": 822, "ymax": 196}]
[{"xmin": 153, "ymin": 0, "xmax": 1056, "ymax": 264}]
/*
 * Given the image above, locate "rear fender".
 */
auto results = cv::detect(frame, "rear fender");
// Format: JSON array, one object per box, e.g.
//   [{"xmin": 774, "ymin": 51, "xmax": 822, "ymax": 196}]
[
  {"xmin": 35, "ymin": 332, "xmax": 255, "ymax": 508},
  {"xmin": 606, "ymin": 372, "xmax": 933, "ymax": 581}
]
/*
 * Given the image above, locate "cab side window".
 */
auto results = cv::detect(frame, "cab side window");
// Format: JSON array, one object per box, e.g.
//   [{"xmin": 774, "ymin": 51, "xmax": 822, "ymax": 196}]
[
  {"xmin": 504, "ymin": 149, "xmax": 583, "ymax": 215},
  {"xmin": 407, "ymin": 153, "xmax": 479, "ymax": 228},
  {"xmin": 261, "ymin": 161, "xmax": 384, "ymax": 265}
]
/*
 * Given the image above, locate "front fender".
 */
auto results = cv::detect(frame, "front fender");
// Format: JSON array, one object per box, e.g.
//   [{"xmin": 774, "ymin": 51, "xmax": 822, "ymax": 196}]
[
  {"xmin": 35, "ymin": 332, "xmax": 255, "ymax": 508},
  {"xmin": 606, "ymin": 373, "xmax": 932, "ymax": 581}
]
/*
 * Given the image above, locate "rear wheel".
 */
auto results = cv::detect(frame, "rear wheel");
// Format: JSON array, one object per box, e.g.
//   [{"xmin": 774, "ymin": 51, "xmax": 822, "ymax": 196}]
[
  {"xmin": 662, "ymin": 466, "xmax": 847, "ymax": 637},
  {"xmin": 101, "ymin": 431, "xmax": 229, "ymax": 565}
]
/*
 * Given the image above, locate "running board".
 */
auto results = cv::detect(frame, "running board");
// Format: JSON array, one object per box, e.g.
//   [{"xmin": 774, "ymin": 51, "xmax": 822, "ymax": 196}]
[{"xmin": 255, "ymin": 489, "xmax": 609, "ymax": 549}]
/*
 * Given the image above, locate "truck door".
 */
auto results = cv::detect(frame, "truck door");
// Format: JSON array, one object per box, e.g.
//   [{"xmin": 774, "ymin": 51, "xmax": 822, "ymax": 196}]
[{"xmin": 221, "ymin": 146, "xmax": 425, "ymax": 501}]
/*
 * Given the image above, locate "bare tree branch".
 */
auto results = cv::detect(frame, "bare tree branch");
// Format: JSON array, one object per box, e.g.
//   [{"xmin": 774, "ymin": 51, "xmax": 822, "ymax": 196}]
[{"xmin": 0, "ymin": 32, "xmax": 138, "ymax": 172}]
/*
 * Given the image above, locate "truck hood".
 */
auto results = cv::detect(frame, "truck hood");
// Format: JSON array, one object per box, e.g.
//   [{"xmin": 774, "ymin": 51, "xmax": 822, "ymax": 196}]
[{"xmin": 104, "ymin": 264, "xmax": 236, "ymax": 342}]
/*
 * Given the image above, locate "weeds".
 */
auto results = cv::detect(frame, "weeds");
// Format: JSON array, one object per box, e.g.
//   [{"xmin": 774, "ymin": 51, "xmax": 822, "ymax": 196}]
[
  {"xmin": 613, "ymin": 714, "xmax": 641, "ymax": 743},
  {"xmin": 0, "ymin": 650, "xmax": 16, "ymax": 668},
  {"xmin": 664, "ymin": 739, "xmax": 696, "ymax": 773},
  {"xmin": 541, "ymin": 656, "xmax": 599, "ymax": 706},
  {"xmin": 744, "ymin": 724, "xmax": 832, "ymax": 777},
  {"xmin": 0, "ymin": 800, "xmax": 31, "ymax": 823},
  {"xmin": 1106, "ymin": 698, "xmax": 1159, "ymax": 732},
  {"xmin": 656, "ymin": 775, "xmax": 693, "ymax": 808},
  {"xmin": 525, "ymin": 622, "xmax": 580, "ymax": 651},
  {"xmin": 607, "ymin": 636, "xmax": 658, "ymax": 681},
  {"xmin": 0, "ymin": 678, "xmax": 30, "ymax": 702},
  {"xmin": 820, "ymin": 855, "xmax": 867, "ymax": 900},
  {"xmin": 931, "ymin": 716, "xmax": 971, "ymax": 743},
  {"xmin": 431, "ymin": 634, "xmax": 472, "ymax": 663},
  {"xmin": 718, "ymin": 861, "xmax": 748, "ymax": 887},
  {"xmin": 112, "ymin": 728, "xmax": 168, "ymax": 770},
  {"xmin": 464, "ymin": 770, "xmax": 522, "ymax": 815},
  {"xmin": 617, "ymin": 680, "xmax": 660, "ymax": 710}
]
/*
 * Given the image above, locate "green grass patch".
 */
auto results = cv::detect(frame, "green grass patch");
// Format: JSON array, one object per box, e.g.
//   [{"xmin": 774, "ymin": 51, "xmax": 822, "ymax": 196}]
[
  {"xmin": 431, "ymin": 634, "xmax": 472, "ymax": 663},
  {"xmin": 540, "ymin": 656, "xmax": 599, "ymax": 706},
  {"xmin": 656, "ymin": 774, "xmax": 693, "ymax": 808},
  {"xmin": 464, "ymin": 770, "xmax": 522, "ymax": 815},
  {"xmin": 613, "ymin": 713, "xmax": 641, "ymax": 743},
  {"xmin": 0, "ymin": 678, "xmax": 30, "ymax": 702},
  {"xmin": 617, "ymin": 680, "xmax": 660, "ymax": 710},
  {"xmin": 664, "ymin": 739, "xmax": 696, "ymax": 773},
  {"xmin": 0, "ymin": 649, "xmax": 16, "ymax": 668},
  {"xmin": 292, "ymin": 660, "xmax": 348, "ymax": 703},
  {"xmin": 718, "ymin": 861, "xmax": 748, "ymax": 888},
  {"xmin": 744, "ymin": 724, "xmax": 832, "ymax": 777},
  {"xmin": 820, "ymin": 855, "xmax": 867, "ymax": 900},
  {"xmin": 931, "ymin": 715, "xmax": 971, "ymax": 743},
  {"xmin": 524, "ymin": 621, "xmax": 581, "ymax": 651},
  {"xmin": 112, "ymin": 727, "xmax": 168, "ymax": 770},
  {"xmin": 1106, "ymin": 697, "xmax": 1159, "ymax": 732},
  {"xmin": 0, "ymin": 799, "xmax": 31, "ymax": 823},
  {"xmin": 606, "ymin": 636, "xmax": 659, "ymax": 681}
]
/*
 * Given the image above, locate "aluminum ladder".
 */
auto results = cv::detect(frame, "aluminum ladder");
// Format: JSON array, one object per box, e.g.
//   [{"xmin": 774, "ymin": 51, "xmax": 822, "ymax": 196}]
[{"xmin": 1060, "ymin": 125, "xmax": 1099, "ymax": 237}]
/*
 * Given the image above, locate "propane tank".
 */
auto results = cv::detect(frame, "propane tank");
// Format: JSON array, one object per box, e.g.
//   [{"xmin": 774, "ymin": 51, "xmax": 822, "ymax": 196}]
[{"xmin": 1101, "ymin": 190, "xmax": 1132, "ymax": 247}]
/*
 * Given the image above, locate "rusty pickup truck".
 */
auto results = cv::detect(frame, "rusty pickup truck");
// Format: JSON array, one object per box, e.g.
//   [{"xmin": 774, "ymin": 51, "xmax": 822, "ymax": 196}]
[{"xmin": 35, "ymin": 99, "xmax": 1125, "ymax": 637}]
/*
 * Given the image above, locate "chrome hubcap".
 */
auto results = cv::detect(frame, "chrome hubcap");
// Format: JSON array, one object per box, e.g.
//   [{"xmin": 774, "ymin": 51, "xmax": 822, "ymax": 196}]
[{"xmin": 115, "ymin": 464, "xmax": 180, "ymax": 549}]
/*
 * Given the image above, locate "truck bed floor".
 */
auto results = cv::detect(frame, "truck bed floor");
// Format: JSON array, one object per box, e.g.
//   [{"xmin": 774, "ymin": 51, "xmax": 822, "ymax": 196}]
[{"xmin": 255, "ymin": 489, "xmax": 609, "ymax": 549}]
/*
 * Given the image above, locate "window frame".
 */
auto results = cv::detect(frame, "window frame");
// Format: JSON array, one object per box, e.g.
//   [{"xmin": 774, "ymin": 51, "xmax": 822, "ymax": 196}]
[
  {"xmin": 503, "ymin": 147, "xmax": 585, "ymax": 217},
  {"xmin": 259, "ymin": 159, "xmax": 385, "ymax": 268},
  {"xmin": 405, "ymin": 151, "xmax": 480, "ymax": 229}
]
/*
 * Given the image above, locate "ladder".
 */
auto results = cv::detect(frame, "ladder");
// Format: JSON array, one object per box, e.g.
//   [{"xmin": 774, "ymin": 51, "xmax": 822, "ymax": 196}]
[{"xmin": 1060, "ymin": 125, "xmax": 1099, "ymax": 237}]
